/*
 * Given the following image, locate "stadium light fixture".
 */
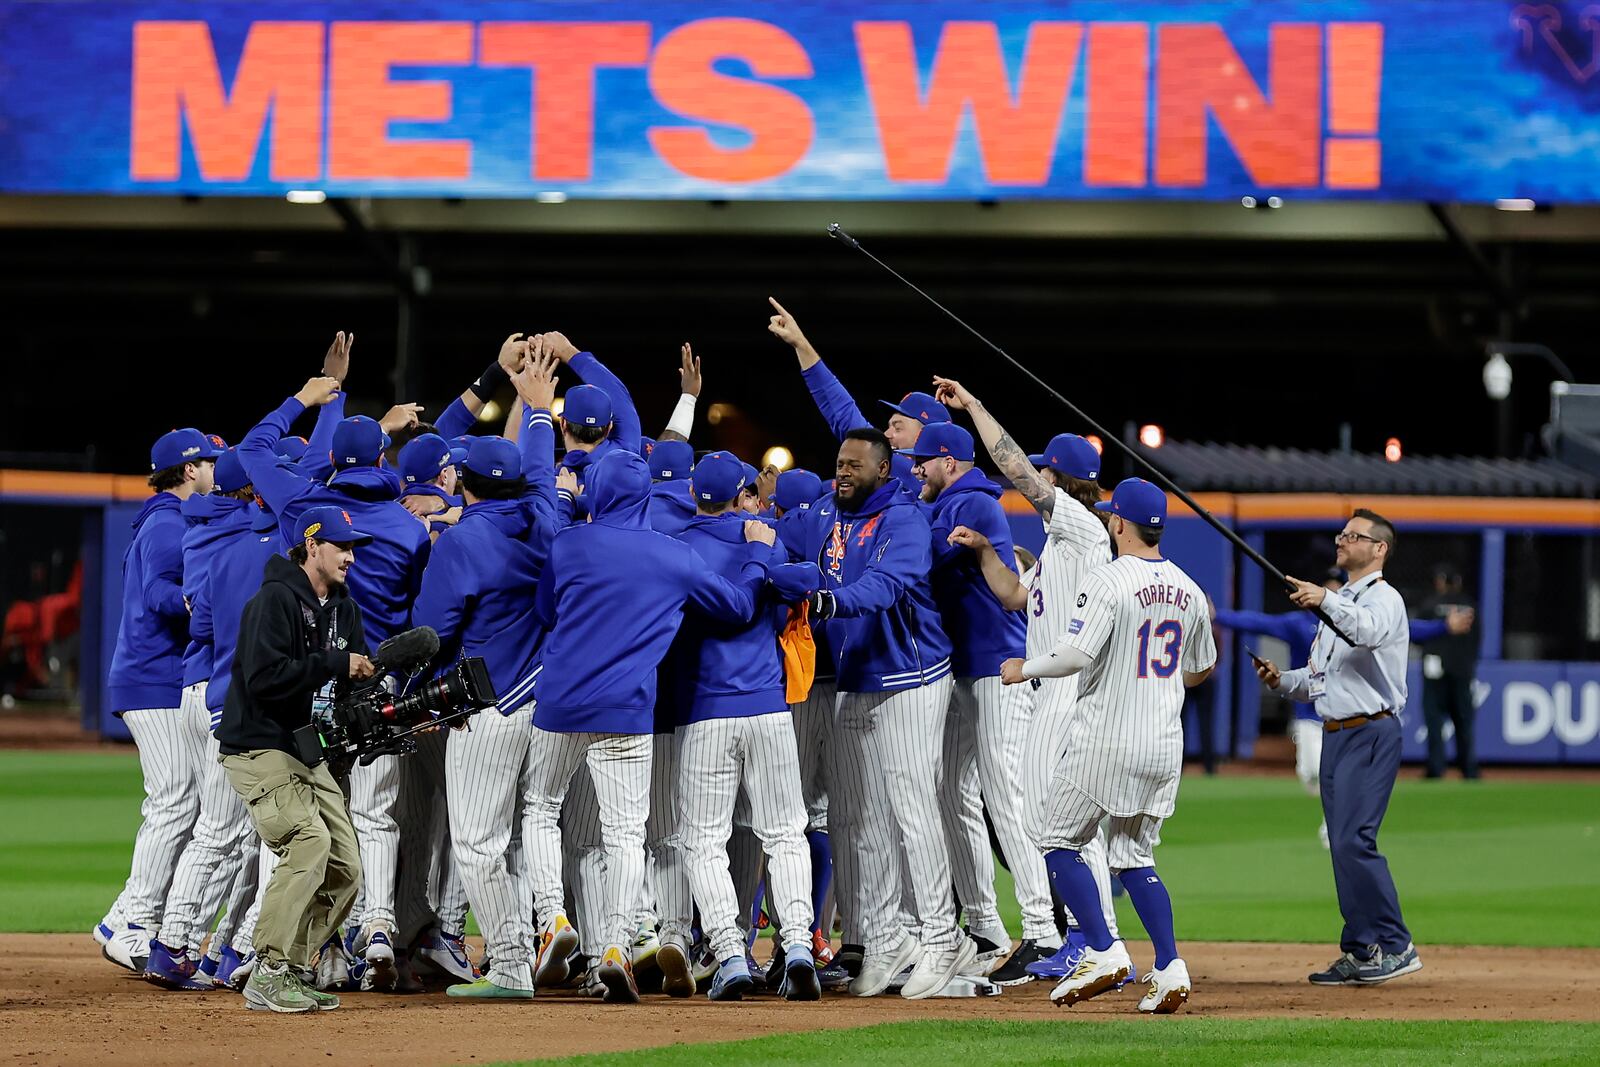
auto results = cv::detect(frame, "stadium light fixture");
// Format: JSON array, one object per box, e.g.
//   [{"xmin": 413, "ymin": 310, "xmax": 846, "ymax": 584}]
[
  {"xmin": 536, "ymin": 191, "xmax": 568, "ymax": 204},
  {"xmin": 479, "ymin": 400, "xmax": 502, "ymax": 423},
  {"xmin": 285, "ymin": 189, "xmax": 326, "ymax": 205},
  {"xmin": 707, "ymin": 403, "xmax": 730, "ymax": 425},
  {"xmin": 1384, "ymin": 437, "xmax": 1402, "ymax": 462},
  {"xmin": 551, "ymin": 397, "xmax": 565, "ymax": 418},
  {"xmin": 1139, "ymin": 424, "xmax": 1164, "ymax": 449},
  {"xmin": 763, "ymin": 446, "xmax": 794, "ymax": 471},
  {"xmin": 1495, "ymin": 198, "xmax": 1536, "ymax": 211}
]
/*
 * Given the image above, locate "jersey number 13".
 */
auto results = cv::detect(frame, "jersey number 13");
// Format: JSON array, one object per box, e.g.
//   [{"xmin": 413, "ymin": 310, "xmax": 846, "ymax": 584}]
[{"xmin": 1136, "ymin": 619, "xmax": 1182, "ymax": 679}]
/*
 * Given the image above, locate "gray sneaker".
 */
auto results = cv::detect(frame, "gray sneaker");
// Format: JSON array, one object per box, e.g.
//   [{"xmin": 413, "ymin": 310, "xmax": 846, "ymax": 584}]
[
  {"xmin": 294, "ymin": 971, "xmax": 341, "ymax": 1011},
  {"xmin": 1356, "ymin": 943, "xmax": 1422, "ymax": 984},
  {"xmin": 244, "ymin": 960, "xmax": 319, "ymax": 1013},
  {"xmin": 1308, "ymin": 951, "xmax": 1367, "ymax": 985}
]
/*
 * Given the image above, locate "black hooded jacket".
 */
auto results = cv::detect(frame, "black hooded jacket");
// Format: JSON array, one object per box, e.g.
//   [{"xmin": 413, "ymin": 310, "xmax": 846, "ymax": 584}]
[{"xmin": 218, "ymin": 553, "xmax": 368, "ymax": 758}]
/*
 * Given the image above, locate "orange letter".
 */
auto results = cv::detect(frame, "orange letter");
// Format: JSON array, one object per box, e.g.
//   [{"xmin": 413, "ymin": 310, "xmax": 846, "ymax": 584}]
[
  {"xmin": 480, "ymin": 22, "xmax": 650, "ymax": 182},
  {"xmin": 1155, "ymin": 23, "xmax": 1321, "ymax": 188},
  {"xmin": 328, "ymin": 22, "xmax": 473, "ymax": 180},
  {"xmin": 855, "ymin": 21, "xmax": 1082, "ymax": 185},
  {"xmin": 648, "ymin": 18, "xmax": 814, "ymax": 184},
  {"xmin": 131, "ymin": 21, "xmax": 322, "ymax": 182},
  {"xmin": 1084, "ymin": 23, "xmax": 1149, "ymax": 188}
]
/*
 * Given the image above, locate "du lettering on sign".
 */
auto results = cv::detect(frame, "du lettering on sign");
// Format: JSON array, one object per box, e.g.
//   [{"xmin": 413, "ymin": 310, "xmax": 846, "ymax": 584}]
[
  {"xmin": 1402, "ymin": 661, "xmax": 1600, "ymax": 765},
  {"xmin": 3, "ymin": 1, "xmax": 1600, "ymax": 200}
]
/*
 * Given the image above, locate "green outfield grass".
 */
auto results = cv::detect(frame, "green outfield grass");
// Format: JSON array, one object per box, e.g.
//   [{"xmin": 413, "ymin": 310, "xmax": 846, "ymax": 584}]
[
  {"xmin": 504, "ymin": 1020, "xmax": 1600, "ymax": 1067},
  {"xmin": 0, "ymin": 750, "xmax": 1595, "ymax": 948}
]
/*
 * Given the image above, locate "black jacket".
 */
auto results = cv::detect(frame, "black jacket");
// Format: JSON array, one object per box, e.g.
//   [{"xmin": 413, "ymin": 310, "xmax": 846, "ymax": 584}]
[{"xmin": 218, "ymin": 554, "xmax": 368, "ymax": 758}]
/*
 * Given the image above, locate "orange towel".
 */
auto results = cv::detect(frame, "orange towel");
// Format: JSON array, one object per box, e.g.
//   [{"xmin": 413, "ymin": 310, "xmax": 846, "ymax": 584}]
[{"xmin": 780, "ymin": 601, "xmax": 816, "ymax": 704}]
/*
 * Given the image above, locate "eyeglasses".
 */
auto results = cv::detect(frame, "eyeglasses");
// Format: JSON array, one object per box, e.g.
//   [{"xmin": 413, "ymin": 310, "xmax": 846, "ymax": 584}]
[{"xmin": 1334, "ymin": 531, "xmax": 1383, "ymax": 546}]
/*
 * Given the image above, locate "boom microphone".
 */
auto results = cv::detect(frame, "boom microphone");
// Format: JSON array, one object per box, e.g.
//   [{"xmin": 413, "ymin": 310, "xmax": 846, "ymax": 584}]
[
  {"xmin": 824, "ymin": 222, "xmax": 1355, "ymax": 647},
  {"xmin": 370, "ymin": 626, "xmax": 441, "ymax": 675}
]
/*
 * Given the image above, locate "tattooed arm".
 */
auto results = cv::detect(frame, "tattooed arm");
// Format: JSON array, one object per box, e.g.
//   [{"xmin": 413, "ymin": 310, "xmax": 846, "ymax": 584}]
[{"xmin": 932, "ymin": 375, "xmax": 1055, "ymax": 520}]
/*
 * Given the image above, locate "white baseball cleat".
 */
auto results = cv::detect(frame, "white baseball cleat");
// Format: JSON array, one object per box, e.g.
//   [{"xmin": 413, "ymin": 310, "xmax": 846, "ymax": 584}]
[
  {"xmin": 102, "ymin": 924, "xmax": 152, "ymax": 972},
  {"xmin": 965, "ymin": 928, "xmax": 1013, "ymax": 977},
  {"xmin": 902, "ymin": 936, "xmax": 980, "ymax": 1000},
  {"xmin": 849, "ymin": 933, "xmax": 921, "ymax": 997},
  {"xmin": 1138, "ymin": 958, "xmax": 1191, "ymax": 1014},
  {"xmin": 1050, "ymin": 940, "xmax": 1133, "ymax": 1007},
  {"xmin": 363, "ymin": 927, "xmax": 398, "ymax": 991}
]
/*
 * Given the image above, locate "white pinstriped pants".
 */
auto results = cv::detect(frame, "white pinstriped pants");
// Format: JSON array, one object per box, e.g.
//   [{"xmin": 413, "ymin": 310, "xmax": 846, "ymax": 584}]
[
  {"xmin": 158, "ymin": 686, "xmax": 258, "ymax": 952},
  {"xmin": 561, "ymin": 764, "xmax": 610, "ymax": 955},
  {"xmin": 679, "ymin": 713, "xmax": 814, "ymax": 963},
  {"xmin": 938, "ymin": 678, "xmax": 1001, "ymax": 934},
  {"xmin": 643, "ymin": 732, "xmax": 693, "ymax": 945},
  {"xmin": 446, "ymin": 702, "xmax": 536, "ymax": 990},
  {"xmin": 791, "ymin": 682, "xmax": 833, "ymax": 831},
  {"xmin": 524, "ymin": 727, "xmax": 652, "ymax": 953},
  {"xmin": 1025, "ymin": 679, "xmax": 1119, "ymax": 938},
  {"xmin": 119, "ymin": 701, "xmax": 203, "ymax": 928},
  {"xmin": 834, "ymin": 677, "xmax": 959, "ymax": 953}
]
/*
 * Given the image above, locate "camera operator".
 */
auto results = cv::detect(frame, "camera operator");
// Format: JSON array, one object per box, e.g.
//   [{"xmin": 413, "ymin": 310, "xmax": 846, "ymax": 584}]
[{"xmin": 217, "ymin": 506, "xmax": 376, "ymax": 1013}]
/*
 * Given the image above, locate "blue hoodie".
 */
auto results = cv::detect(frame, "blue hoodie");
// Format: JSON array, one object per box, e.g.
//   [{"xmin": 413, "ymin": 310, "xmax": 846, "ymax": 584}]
[
  {"xmin": 775, "ymin": 494, "xmax": 837, "ymax": 683},
  {"xmin": 925, "ymin": 468, "xmax": 1028, "ymax": 677},
  {"xmin": 674, "ymin": 512, "xmax": 820, "ymax": 723},
  {"xmin": 412, "ymin": 408, "xmax": 558, "ymax": 715},
  {"xmin": 531, "ymin": 451, "xmax": 769, "ymax": 734},
  {"xmin": 800, "ymin": 359, "xmax": 923, "ymax": 498},
  {"xmin": 648, "ymin": 478, "xmax": 696, "ymax": 538},
  {"xmin": 556, "ymin": 351, "xmax": 644, "ymax": 515},
  {"xmin": 108, "ymin": 493, "xmax": 191, "ymax": 713},
  {"xmin": 809, "ymin": 482, "xmax": 951, "ymax": 693},
  {"xmin": 193, "ymin": 504, "xmax": 283, "ymax": 728},
  {"xmin": 240, "ymin": 396, "xmax": 431, "ymax": 645},
  {"xmin": 179, "ymin": 493, "xmax": 255, "ymax": 688}
]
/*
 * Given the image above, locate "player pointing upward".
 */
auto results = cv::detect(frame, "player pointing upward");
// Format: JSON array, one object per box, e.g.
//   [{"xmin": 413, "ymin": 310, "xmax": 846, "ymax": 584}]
[{"xmin": 1005, "ymin": 478, "xmax": 1215, "ymax": 1014}]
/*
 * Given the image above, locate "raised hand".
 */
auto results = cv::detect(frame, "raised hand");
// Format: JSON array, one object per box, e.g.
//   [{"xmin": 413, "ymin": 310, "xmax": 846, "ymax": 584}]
[
  {"xmin": 514, "ymin": 338, "xmax": 561, "ymax": 411},
  {"xmin": 766, "ymin": 297, "xmax": 810, "ymax": 349},
  {"xmin": 1284, "ymin": 575, "xmax": 1326, "ymax": 610},
  {"xmin": 380, "ymin": 403, "xmax": 425, "ymax": 434},
  {"xmin": 542, "ymin": 331, "xmax": 579, "ymax": 363},
  {"xmin": 322, "ymin": 331, "xmax": 354, "ymax": 383},
  {"xmin": 744, "ymin": 519, "xmax": 777, "ymax": 546},
  {"xmin": 947, "ymin": 525, "xmax": 993, "ymax": 552},
  {"xmin": 931, "ymin": 375, "xmax": 976, "ymax": 412},
  {"xmin": 498, "ymin": 333, "xmax": 528, "ymax": 374},
  {"xmin": 294, "ymin": 376, "xmax": 342, "ymax": 408},
  {"xmin": 556, "ymin": 468, "xmax": 580, "ymax": 497},
  {"xmin": 680, "ymin": 342, "xmax": 703, "ymax": 397}
]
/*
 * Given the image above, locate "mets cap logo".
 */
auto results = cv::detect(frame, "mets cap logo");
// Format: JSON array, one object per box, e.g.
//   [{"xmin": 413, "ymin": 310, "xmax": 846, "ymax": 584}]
[
  {"xmin": 208, "ymin": 434, "xmax": 225, "ymax": 448},
  {"xmin": 341, "ymin": 509, "xmax": 353, "ymax": 524}
]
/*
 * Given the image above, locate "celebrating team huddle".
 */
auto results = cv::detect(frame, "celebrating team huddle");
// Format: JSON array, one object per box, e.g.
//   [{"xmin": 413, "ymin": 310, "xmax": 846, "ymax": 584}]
[{"xmin": 94, "ymin": 298, "xmax": 1214, "ymax": 1017}]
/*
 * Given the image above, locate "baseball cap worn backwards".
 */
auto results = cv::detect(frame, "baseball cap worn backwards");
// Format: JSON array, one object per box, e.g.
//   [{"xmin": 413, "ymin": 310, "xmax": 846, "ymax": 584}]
[
  {"xmin": 463, "ymin": 436, "xmax": 522, "ymax": 482},
  {"xmin": 398, "ymin": 433, "xmax": 453, "ymax": 485},
  {"xmin": 649, "ymin": 440, "xmax": 694, "ymax": 482},
  {"xmin": 563, "ymin": 384, "xmax": 613, "ymax": 428},
  {"xmin": 150, "ymin": 428, "xmax": 222, "ymax": 472},
  {"xmin": 879, "ymin": 391, "xmax": 951, "ymax": 425},
  {"xmin": 773, "ymin": 469, "xmax": 824, "ymax": 511},
  {"xmin": 896, "ymin": 421, "xmax": 974, "ymax": 462},
  {"xmin": 295, "ymin": 505, "xmax": 372, "ymax": 546},
  {"xmin": 1028, "ymin": 433, "xmax": 1101, "ymax": 481},
  {"xmin": 331, "ymin": 416, "xmax": 389, "ymax": 469},
  {"xmin": 692, "ymin": 451, "xmax": 747, "ymax": 503},
  {"xmin": 1095, "ymin": 477, "xmax": 1166, "ymax": 527}
]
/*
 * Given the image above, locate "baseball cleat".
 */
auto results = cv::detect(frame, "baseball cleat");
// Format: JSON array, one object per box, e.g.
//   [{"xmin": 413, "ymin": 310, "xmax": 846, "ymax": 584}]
[
  {"xmin": 1050, "ymin": 941, "xmax": 1133, "ymax": 1007},
  {"xmin": 631, "ymin": 927, "xmax": 661, "ymax": 971},
  {"xmin": 447, "ymin": 977, "xmax": 534, "ymax": 1000},
  {"xmin": 1026, "ymin": 931, "xmax": 1088, "ymax": 979},
  {"xmin": 764, "ymin": 947, "xmax": 786, "ymax": 990},
  {"xmin": 1138, "ymin": 959, "xmax": 1191, "ymax": 1014},
  {"xmin": 966, "ymin": 928, "xmax": 1012, "ymax": 977},
  {"xmin": 222, "ymin": 949, "xmax": 256, "ymax": 990},
  {"xmin": 93, "ymin": 922, "xmax": 117, "ymax": 948},
  {"xmin": 656, "ymin": 940, "xmax": 696, "ymax": 999},
  {"xmin": 811, "ymin": 929, "xmax": 836, "ymax": 966},
  {"xmin": 1356, "ymin": 943, "xmax": 1422, "ymax": 984},
  {"xmin": 101, "ymin": 923, "xmax": 151, "ymax": 973},
  {"xmin": 779, "ymin": 944, "xmax": 821, "ymax": 1002},
  {"xmin": 707, "ymin": 956, "xmax": 755, "ymax": 1002},
  {"xmin": 416, "ymin": 928, "xmax": 478, "ymax": 983},
  {"xmin": 989, "ymin": 939, "xmax": 1052, "ymax": 986},
  {"xmin": 597, "ymin": 945, "xmax": 640, "ymax": 1003},
  {"xmin": 850, "ymin": 934, "xmax": 920, "ymax": 998},
  {"xmin": 835, "ymin": 943, "xmax": 864, "ymax": 978},
  {"xmin": 902, "ymin": 937, "xmax": 979, "ymax": 1000},
  {"xmin": 364, "ymin": 929, "xmax": 398, "ymax": 991},
  {"xmin": 534, "ymin": 914, "xmax": 580, "ymax": 989},
  {"xmin": 315, "ymin": 935, "xmax": 354, "ymax": 991},
  {"xmin": 745, "ymin": 951, "xmax": 768, "ymax": 990},
  {"xmin": 817, "ymin": 961, "xmax": 852, "ymax": 989},
  {"xmin": 144, "ymin": 939, "xmax": 202, "ymax": 990}
]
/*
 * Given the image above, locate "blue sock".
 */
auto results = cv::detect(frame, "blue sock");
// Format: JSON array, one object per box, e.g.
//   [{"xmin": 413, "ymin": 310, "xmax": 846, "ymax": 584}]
[
  {"xmin": 1120, "ymin": 867, "xmax": 1177, "ymax": 970},
  {"xmin": 1044, "ymin": 850, "xmax": 1113, "ymax": 951},
  {"xmin": 806, "ymin": 830, "xmax": 833, "ymax": 931}
]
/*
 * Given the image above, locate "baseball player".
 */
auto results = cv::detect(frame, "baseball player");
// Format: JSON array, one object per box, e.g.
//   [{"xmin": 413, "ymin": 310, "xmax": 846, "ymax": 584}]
[
  {"xmin": 804, "ymin": 428, "xmax": 976, "ymax": 1000},
  {"xmin": 397, "ymin": 433, "xmax": 466, "ymax": 542},
  {"xmin": 97, "ymin": 427, "xmax": 221, "ymax": 972},
  {"xmin": 523, "ymin": 450, "xmax": 774, "ymax": 1003},
  {"xmin": 897, "ymin": 420, "xmax": 1030, "ymax": 974},
  {"xmin": 674, "ymin": 452, "xmax": 823, "ymax": 1001},
  {"xmin": 412, "ymin": 358, "xmax": 559, "ymax": 998},
  {"xmin": 547, "ymin": 333, "xmax": 643, "ymax": 504},
  {"xmin": 933, "ymin": 376, "xmax": 1121, "ymax": 984},
  {"xmin": 1009, "ymin": 478, "xmax": 1216, "ymax": 1014}
]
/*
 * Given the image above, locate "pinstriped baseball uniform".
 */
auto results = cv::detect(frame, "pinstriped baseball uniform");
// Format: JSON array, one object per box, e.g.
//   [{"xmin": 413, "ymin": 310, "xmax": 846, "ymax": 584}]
[
  {"xmin": 643, "ymin": 732, "xmax": 693, "ymax": 946},
  {"xmin": 561, "ymin": 761, "xmax": 610, "ymax": 958},
  {"xmin": 118, "ymin": 703, "xmax": 204, "ymax": 930},
  {"xmin": 790, "ymin": 681, "xmax": 832, "ymax": 831},
  {"xmin": 1043, "ymin": 554, "xmax": 1216, "ymax": 867}
]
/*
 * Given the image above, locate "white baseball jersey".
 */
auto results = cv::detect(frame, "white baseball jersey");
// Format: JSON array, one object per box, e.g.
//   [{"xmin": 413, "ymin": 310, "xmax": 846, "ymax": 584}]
[
  {"xmin": 1054, "ymin": 554, "xmax": 1216, "ymax": 818},
  {"xmin": 1026, "ymin": 488, "xmax": 1114, "ymax": 661}
]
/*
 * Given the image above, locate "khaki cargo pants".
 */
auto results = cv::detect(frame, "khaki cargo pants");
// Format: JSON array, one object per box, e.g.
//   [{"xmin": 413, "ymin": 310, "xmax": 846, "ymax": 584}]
[{"xmin": 223, "ymin": 749, "xmax": 361, "ymax": 970}]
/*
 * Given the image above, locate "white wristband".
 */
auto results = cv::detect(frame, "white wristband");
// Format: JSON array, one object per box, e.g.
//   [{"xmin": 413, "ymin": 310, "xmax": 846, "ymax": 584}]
[{"xmin": 665, "ymin": 393, "xmax": 697, "ymax": 439}]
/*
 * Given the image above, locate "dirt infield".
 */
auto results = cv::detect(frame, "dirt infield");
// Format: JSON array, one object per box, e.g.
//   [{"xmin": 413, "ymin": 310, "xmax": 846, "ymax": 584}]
[{"xmin": 2, "ymin": 936, "xmax": 1594, "ymax": 1066}]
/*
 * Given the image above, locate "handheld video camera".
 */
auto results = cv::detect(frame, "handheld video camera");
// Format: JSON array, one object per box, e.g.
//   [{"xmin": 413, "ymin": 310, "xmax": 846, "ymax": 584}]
[{"xmin": 294, "ymin": 626, "xmax": 497, "ymax": 775}]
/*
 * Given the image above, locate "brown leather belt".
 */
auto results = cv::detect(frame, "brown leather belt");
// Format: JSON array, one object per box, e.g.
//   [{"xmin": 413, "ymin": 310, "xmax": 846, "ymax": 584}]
[{"xmin": 1324, "ymin": 710, "xmax": 1394, "ymax": 733}]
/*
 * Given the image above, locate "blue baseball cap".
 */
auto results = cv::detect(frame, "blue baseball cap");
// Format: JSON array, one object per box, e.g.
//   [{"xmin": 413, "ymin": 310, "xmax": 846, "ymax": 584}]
[
  {"xmin": 740, "ymin": 462, "xmax": 761, "ymax": 494},
  {"xmin": 563, "ymin": 384, "xmax": 613, "ymax": 429},
  {"xmin": 692, "ymin": 451, "xmax": 747, "ymax": 504},
  {"xmin": 896, "ymin": 421, "xmax": 975, "ymax": 462},
  {"xmin": 295, "ymin": 505, "xmax": 372, "ymax": 546},
  {"xmin": 331, "ymin": 416, "xmax": 389, "ymax": 469},
  {"xmin": 273, "ymin": 436, "xmax": 308, "ymax": 463},
  {"xmin": 398, "ymin": 433, "xmax": 454, "ymax": 486},
  {"xmin": 214, "ymin": 448, "xmax": 251, "ymax": 493},
  {"xmin": 149, "ymin": 428, "xmax": 222, "ymax": 472},
  {"xmin": 880, "ymin": 391, "xmax": 951, "ymax": 426},
  {"xmin": 448, "ymin": 435, "xmax": 474, "ymax": 467},
  {"xmin": 641, "ymin": 435, "xmax": 657, "ymax": 457},
  {"xmin": 649, "ymin": 440, "xmax": 694, "ymax": 482},
  {"xmin": 1028, "ymin": 433, "xmax": 1101, "ymax": 481},
  {"xmin": 1095, "ymin": 477, "xmax": 1166, "ymax": 527},
  {"xmin": 773, "ymin": 469, "xmax": 823, "ymax": 512},
  {"xmin": 462, "ymin": 436, "xmax": 522, "ymax": 482}
]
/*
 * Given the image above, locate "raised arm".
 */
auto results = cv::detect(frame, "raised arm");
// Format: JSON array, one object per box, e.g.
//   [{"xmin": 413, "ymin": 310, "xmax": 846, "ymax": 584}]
[
  {"xmin": 656, "ymin": 342, "xmax": 702, "ymax": 444},
  {"xmin": 933, "ymin": 375, "xmax": 1054, "ymax": 519},
  {"xmin": 436, "ymin": 333, "xmax": 527, "ymax": 439},
  {"xmin": 238, "ymin": 377, "xmax": 341, "ymax": 519},
  {"xmin": 548, "ymin": 331, "xmax": 642, "ymax": 453},
  {"xmin": 512, "ymin": 344, "xmax": 561, "ymax": 527},
  {"xmin": 948, "ymin": 526, "xmax": 1028, "ymax": 611},
  {"xmin": 768, "ymin": 297, "xmax": 872, "ymax": 439},
  {"xmin": 1286, "ymin": 577, "xmax": 1407, "ymax": 650}
]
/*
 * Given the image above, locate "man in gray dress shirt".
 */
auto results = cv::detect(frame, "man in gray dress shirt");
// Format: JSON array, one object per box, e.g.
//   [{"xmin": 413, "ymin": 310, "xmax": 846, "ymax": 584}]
[{"xmin": 1254, "ymin": 509, "xmax": 1421, "ymax": 986}]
